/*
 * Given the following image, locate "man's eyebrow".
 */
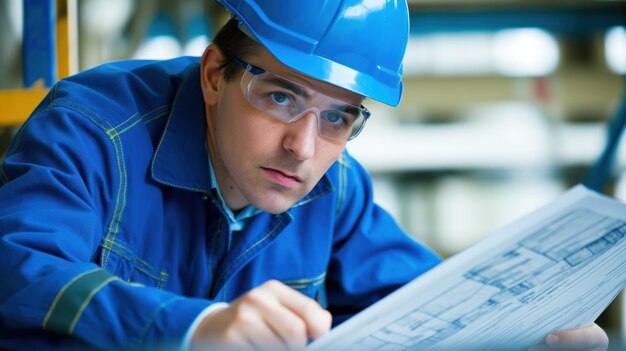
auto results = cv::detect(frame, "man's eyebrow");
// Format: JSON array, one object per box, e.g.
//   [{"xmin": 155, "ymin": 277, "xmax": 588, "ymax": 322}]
[
  {"xmin": 265, "ymin": 76, "xmax": 311, "ymax": 99},
  {"xmin": 264, "ymin": 75, "xmax": 362, "ymax": 115},
  {"xmin": 329, "ymin": 103, "xmax": 361, "ymax": 116}
]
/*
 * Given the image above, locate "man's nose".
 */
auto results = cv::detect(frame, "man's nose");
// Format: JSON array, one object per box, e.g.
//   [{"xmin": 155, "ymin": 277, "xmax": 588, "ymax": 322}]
[{"xmin": 282, "ymin": 110, "xmax": 318, "ymax": 161}]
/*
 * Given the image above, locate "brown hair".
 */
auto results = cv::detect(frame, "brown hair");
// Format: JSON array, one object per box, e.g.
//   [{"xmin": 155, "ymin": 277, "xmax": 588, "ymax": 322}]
[{"xmin": 211, "ymin": 18, "xmax": 262, "ymax": 81}]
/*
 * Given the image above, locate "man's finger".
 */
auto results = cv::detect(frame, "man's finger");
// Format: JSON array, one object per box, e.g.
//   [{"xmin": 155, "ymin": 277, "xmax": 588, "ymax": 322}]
[
  {"xmin": 241, "ymin": 316, "xmax": 289, "ymax": 351},
  {"xmin": 262, "ymin": 280, "xmax": 332, "ymax": 340},
  {"xmin": 261, "ymin": 305, "xmax": 309, "ymax": 350},
  {"xmin": 242, "ymin": 285, "xmax": 308, "ymax": 349},
  {"xmin": 546, "ymin": 324, "xmax": 609, "ymax": 350}
]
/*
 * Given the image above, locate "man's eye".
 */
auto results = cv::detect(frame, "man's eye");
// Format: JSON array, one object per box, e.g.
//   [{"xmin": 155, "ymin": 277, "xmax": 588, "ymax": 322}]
[
  {"xmin": 323, "ymin": 111, "xmax": 347, "ymax": 126},
  {"xmin": 269, "ymin": 92, "xmax": 291, "ymax": 106}
]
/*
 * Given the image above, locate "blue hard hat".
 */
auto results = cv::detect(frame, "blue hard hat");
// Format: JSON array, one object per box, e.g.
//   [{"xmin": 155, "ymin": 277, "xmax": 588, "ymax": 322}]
[{"xmin": 215, "ymin": 0, "xmax": 409, "ymax": 107}]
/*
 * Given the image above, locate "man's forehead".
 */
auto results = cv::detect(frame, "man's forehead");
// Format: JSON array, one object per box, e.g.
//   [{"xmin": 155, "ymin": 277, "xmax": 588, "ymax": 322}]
[{"xmin": 249, "ymin": 47, "xmax": 365, "ymax": 106}]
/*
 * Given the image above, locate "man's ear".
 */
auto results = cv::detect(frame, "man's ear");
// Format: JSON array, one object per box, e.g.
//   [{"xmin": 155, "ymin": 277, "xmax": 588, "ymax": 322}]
[{"xmin": 200, "ymin": 44, "xmax": 225, "ymax": 106}]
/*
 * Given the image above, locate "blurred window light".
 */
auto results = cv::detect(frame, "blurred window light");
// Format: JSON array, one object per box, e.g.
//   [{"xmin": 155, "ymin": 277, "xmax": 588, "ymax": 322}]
[
  {"xmin": 431, "ymin": 33, "xmax": 494, "ymax": 75},
  {"xmin": 183, "ymin": 14, "xmax": 211, "ymax": 57},
  {"xmin": 183, "ymin": 35, "xmax": 210, "ymax": 56},
  {"xmin": 605, "ymin": 26, "xmax": 626, "ymax": 74},
  {"xmin": 133, "ymin": 36, "xmax": 182, "ymax": 60},
  {"xmin": 132, "ymin": 13, "xmax": 182, "ymax": 60},
  {"xmin": 404, "ymin": 33, "xmax": 493, "ymax": 76},
  {"xmin": 493, "ymin": 28, "xmax": 559, "ymax": 77},
  {"xmin": 403, "ymin": 28, "xmax": 559, "ymax": 77},
  {"xmin": 81, "ymin": 0, "xmax": 134, "ymax": 37}
]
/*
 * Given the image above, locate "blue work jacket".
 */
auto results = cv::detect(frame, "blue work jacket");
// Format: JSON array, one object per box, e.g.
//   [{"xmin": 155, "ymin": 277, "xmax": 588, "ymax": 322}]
[{"xmin": 0, "ymin": 57, "xmax": 440, "ymax": 350}]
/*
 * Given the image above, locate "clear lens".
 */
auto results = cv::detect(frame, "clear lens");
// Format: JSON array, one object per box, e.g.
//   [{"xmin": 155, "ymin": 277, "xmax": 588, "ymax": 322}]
[{"xmin": 240, "ymin": 68, "xmax": 369, "ymax": 141}]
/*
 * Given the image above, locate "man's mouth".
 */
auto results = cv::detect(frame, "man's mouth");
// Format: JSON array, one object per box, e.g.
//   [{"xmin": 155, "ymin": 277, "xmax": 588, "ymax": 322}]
[{"xmin": 261, "ymin": 167, "xmax": 303, "ymax": 187}]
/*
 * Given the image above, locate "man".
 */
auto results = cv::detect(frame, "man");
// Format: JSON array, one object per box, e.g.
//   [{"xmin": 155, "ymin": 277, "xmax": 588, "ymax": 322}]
[{"xmin": 0, "ymin": 0, "xmax": 611, "ymax": 350}]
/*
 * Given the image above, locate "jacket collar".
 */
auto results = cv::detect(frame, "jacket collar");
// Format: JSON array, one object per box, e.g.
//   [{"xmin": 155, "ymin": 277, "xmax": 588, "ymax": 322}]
[
  {"xmin": 151, "ymin": 63, "xmax": 213, "ymax": 193},
  {"xmin": 150, "ymin": 62, "xmax": 333, "ymax": 202}
]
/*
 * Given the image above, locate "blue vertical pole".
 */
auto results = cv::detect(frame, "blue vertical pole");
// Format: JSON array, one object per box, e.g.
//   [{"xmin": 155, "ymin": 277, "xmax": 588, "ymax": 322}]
[
  {"xmin": 23, "ymin": 0, "xmax": 56, "ymax": 88},
  {"xmin": 583, "ymin": 77, "xmax": 626, "ymax": 192}
]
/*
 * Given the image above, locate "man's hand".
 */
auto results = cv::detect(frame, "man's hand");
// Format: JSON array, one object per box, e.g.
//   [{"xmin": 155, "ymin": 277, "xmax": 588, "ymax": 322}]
[
  {"xmin": 529, "ymin": 323, "xmax": 609, "ymax": 351},
  {"xmin": 192, "ymin": 280, "xmax": 332, "ymax": 350}
]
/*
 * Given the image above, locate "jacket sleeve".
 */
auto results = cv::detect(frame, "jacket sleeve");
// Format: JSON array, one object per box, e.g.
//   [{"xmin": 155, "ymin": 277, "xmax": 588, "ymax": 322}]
[
  {"xmin": 326, "ymin": 151, "xmax": 442, "ymax": 326},
  {"xmin": 0, "ymin": 101, "xmax": 211, "ymax": 350}
]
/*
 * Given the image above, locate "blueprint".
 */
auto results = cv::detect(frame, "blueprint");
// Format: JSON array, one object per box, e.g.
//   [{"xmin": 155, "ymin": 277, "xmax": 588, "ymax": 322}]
[{"xmin": 307, "ymin": 185, "xmax": 626, "ymax": 351}]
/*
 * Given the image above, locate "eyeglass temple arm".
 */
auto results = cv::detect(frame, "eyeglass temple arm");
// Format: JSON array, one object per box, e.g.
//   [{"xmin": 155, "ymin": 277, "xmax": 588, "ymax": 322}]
[{"xmin": 230, "ymin": 56, "xmax": 265, "ymax": 75}]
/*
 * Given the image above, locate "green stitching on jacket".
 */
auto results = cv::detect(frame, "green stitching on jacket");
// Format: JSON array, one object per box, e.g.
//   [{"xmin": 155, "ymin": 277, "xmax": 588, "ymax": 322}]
[
  {"xmin": 215, "ymin": 216, "xmax": 286, "ymax": 289},
  {"xmin": 283, "ymin": 272, "xmax": 326, "ymax": 289}
]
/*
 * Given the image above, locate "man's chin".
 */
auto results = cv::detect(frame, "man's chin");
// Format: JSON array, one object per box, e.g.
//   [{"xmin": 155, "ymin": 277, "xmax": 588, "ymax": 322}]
[
  {"xmin": 255, "ymin": 201, "xmax": 295, "ymax": 215},
  {"xmin": 250, "ymin": 194, "xmax": 301, "ymax": 215}
]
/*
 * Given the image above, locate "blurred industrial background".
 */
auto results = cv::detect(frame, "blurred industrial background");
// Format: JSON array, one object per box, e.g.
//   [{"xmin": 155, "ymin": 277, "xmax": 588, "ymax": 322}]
[{"xmin": 1, "ymin": 0, "xmax": 625, "ymax": 346}]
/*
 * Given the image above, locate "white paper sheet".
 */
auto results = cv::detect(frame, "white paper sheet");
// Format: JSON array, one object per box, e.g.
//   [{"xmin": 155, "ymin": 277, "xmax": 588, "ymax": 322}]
[{"xmin": 308, "ymin": 185, "xmax": 626, "ymax": 351}]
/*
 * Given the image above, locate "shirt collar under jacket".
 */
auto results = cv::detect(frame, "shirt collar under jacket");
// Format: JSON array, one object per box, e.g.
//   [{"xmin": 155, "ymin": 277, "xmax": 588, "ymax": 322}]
[
  {"xmin": 206, "ymin": 141, "xmax": 261, "ymax": 231},
  {"xmin": 150, "ymin": 63, "xmax": 333, "ymax": 211}
]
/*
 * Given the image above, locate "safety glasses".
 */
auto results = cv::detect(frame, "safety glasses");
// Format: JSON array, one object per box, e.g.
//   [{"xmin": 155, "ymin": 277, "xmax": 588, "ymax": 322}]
[{"xmin": 230, "ymin": 56, "xmax": 370, "ymax": 141}]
